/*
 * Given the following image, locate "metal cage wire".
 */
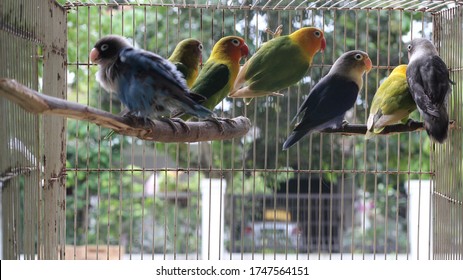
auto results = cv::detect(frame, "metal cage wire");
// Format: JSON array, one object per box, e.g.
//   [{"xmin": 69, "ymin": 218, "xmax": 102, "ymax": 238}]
[
  {"xmin": 1, "ymin": 0, "xmax": 67, "ymax": 259},
  {"xmin": 0, "ymin": 0, "xmax": 462, "ymax": 260}
]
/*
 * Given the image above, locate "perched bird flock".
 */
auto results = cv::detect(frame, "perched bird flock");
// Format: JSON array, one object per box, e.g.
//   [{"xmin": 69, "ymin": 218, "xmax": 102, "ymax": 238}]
[{"xmin": 91, "ymin": 29, "xmax": 453, "ymax": 147}]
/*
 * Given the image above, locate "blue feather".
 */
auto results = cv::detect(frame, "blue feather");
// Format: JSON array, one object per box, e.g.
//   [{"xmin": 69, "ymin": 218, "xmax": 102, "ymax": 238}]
[{"xmin": 92, "ymin": 35, "xmax": 213, "ymax": 121}]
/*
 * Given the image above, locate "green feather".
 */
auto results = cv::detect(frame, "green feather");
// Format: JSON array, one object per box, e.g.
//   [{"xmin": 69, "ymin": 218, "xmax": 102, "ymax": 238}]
[
  {"xmin": 181, "ymin": 62, "xmax": 231, "ymax": 121},
  {"xmin": 244, "ymin": 36, "xmax": 310, "ymax": 92}
]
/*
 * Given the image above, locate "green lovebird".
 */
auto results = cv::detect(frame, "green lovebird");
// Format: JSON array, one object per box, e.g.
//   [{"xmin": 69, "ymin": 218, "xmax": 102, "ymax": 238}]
[
  {"xmin": 168, "ymin": 38, "xmax": 203, "ymax": 88},
  {"xmin": 366, "ymin": 64, "xmax": 417, "ymax": 139},
  {"xmin": 229, "ymin": 27, "xmax": 326, "ymax": 103},
  {"xmin": 179, "ymin": 36, "xmax": 249, "ymax": 122}
]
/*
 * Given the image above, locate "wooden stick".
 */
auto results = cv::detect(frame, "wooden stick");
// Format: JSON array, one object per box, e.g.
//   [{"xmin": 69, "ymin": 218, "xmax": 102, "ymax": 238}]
[
  {"xmin": 2, "ymin": 78, "xmax": 457, "ymax": 140},
  {"xmin": 0, "ymin": 78, "xmax": 251, "ymax": 142},
  {"xmin": 321, "ymin": 120, "xmax": 456, "ymax": 136}
]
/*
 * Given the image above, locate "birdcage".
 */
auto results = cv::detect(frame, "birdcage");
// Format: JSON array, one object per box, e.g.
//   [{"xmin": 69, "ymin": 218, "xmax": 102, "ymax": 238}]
[{"xmin": 0, "ymin": 0, "xmax": 462, "ymax": 260}]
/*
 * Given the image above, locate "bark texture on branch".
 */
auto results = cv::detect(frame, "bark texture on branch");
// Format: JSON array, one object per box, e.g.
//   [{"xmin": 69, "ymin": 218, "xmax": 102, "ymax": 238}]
[
  {"xmin": 1, "ymin": 78, "xmax": 457, "ymax": 140},
  {"xmin": 0, "ymin": 78, "xmax": 251, "ymax": 142}
]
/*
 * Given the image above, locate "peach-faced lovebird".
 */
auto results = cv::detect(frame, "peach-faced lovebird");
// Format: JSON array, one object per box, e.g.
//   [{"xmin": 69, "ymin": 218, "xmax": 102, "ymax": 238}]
[
  {"xmin": 179, "ymin": 36, "xmax": 249, "ymax": 123},
  {"xmin": 168, "ymin": 38, "xmax": 203, "ymax": 88},
  {"xmin": 283, "ymin": 50, "xmax": 372, "ymax": 150},
  {"xmin": 229, "ymin": 27, "xmax": 326, "ymax": 101},
  {"xmin": 406, "ymin": 38, "xmax": 453, "ymax": 143},
  {"xmin": 90, "ymin": 35, "xmax": 213, "ymax": 130},
  {"xmin": 366, "ymin": 65, "xmax": 416, "ymax": 139}
]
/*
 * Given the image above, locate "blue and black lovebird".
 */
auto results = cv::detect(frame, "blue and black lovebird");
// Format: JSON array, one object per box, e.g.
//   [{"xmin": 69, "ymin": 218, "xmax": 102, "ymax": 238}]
[
  {"xmin": 90, "ymin": 35, "xmax": 213, "ymax": 130},
  {"xmin": 283, "ymin": 50, "xmax": 372, "ymax": 150}
]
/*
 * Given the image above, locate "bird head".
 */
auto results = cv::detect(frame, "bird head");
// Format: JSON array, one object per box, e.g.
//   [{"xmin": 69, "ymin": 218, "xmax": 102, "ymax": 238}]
[
  {"xmin": 169, "ymin": 38, "xmax": 204, "ymax": 67},
  {"xmin": 289, "ymin": 27, "xmax": 326, "ymax": 60},
  {"xmin": 90, "ymin": 35, "xmax": 131, "ymax": 66},
  {"xmin": 406, "ymin": 38, "xmax": 438, "ymax": 63},
  {"xmin": 211, "ymin": 36, "xmax": 249, "ymax": 63},
  {"xmin": 331, "ymin": 50, "xmax": 372, "ymax": 88}
]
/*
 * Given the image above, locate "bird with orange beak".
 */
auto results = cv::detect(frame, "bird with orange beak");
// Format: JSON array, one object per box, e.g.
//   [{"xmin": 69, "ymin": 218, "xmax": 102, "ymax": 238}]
[
  {"xmin": 283, "ymin": 50, "xmax": 372, "ymax": 150},
  {"xmin": 229, "ymin": 27, "xmax": 326, "ymax": 103},
  {"xmin": 178, "ymin": 36, "xmax": 249, "ymax": 122},
  {"xmin": 89, "ymin": 35, "xmax": 213, "ymax": 130}
]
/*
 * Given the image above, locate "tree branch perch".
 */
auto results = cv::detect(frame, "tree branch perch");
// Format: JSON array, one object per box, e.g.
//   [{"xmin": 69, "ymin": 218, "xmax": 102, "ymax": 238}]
[
  {"xmin": 1, "ymin": 78, "xmax": 457, "ymax": 140},
  {"xmin": 321, "ymin": 120, "xmax": 456, "ymax": 136},
  {"xmin": 0, "ymin": 78, "xmax": 251, "ymax": 142}
]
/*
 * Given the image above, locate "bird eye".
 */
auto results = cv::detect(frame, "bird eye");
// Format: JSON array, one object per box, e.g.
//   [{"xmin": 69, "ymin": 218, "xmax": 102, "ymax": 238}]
[
  {"xmin": 198, "ymin": 44, "xmax": 203, "ymax": 51},
  {"xmin": 231, "ymin": 39, "xmax": 240, "ymax": 46},
  {"xmin": 101, "ymin": 43, "xmax": 109, "ymax": 51},
  {"xmin": 407, "ymin": 44, "xmax": 412, "ymax": 51},
  {"xmin": 354, "ymin": 53, "xmax": 363, "ymax": 61},
  {"xmin": 314, "ymin": 31, "xmax": 321, "ymax": 38}
]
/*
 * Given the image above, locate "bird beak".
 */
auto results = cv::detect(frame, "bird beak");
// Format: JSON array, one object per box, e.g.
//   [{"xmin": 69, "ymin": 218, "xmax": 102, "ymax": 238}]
[
  {"xmin": 90, "ymin": 48, "xmax": 100, "ymax": 63},
  {"xmin": 320, "ymin": 37, "xmax": 326, "ymax": 53},
  {"xmin": 364, "ymin": 57, "xmax": 373, "ymax": 73},
  {"xmin": 241, "ymin": 44, "xmax": 249, "ymax": 58}
]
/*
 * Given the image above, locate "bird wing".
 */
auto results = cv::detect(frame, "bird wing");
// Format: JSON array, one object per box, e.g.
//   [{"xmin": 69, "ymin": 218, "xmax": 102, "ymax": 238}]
[
  {"xmin": 407, "ymin": 56, "xmax": 451, "ymax": 118},
  {"xmin": 172, "ymin": 62, "xmax": 189, "ymax": 80},
  {"xmin": 133, "ymin": 49, "xmax": 190, "ymax": 90},
  {"xmin": 368, "ymin": 75, "xmax": 415, "ymax": 130},
  {"xmin": 191, "ymin": 62, "xmax": 230, "ymax": 102},
  {"xmin": 241, "ymin": 37, "xmax": 309, "ymax": 92},
  {"xmin": 118, "ymin": 48, "xmax": 211, "ymax": 117},
  {"xmin": 283, "ymin": 75, "xmax": 360, "ymax": 150},
  {"xmin": 292, "ymin": 74, "xmax": 360, "ymax": 132}
]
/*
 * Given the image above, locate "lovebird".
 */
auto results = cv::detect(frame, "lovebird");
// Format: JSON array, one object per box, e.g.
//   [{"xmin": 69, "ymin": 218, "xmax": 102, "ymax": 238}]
[
  {"xmin": 229, "ymin": 27, "xmax": 326, "ymax": 101},
  {"xmin": 179, "ymin": 36, "xmax": 249, "ymax": 122},
  {"xmin": 406, "ymin": 38, "xmax": 453, "ymax": 143},
  {"xmin": 168, "ymin": 38, "xmax": 203, "ymax": 88},
  {"xmin": 90, "ymin": 35, "xmax": 213, "ymax": 130},
  {"xmin": 366, "ymin": 65, "xmax": 417, "ymax": 139},
  {"xmin": 283, "ymin": 50, "xmax": 372, "ymax": 150}
]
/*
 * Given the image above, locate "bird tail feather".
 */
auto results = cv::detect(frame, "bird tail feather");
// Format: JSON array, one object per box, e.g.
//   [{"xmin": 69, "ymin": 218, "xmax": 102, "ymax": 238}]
[
  {"xmin": 282, "ymin": 130, "xmax": 308, "ymax": 150},
  {"xmin": 423, "ymin": 110, "xmax": 449, "ymax": 143}
]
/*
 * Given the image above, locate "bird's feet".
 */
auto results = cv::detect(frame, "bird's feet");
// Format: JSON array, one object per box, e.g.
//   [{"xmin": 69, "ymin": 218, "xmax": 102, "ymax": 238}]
[
  {"xmin": 341, "ymin": 120, "xmax": 350, "ymax": 128},
  {"xmin": 206, "ymin": 117, "xmax": 237, "ymax": 134},
  {"xmin": 403, "ymin": 118, "xmax": 415, "ymax": 127},
  {"xmin": 160, "ymin": 117, "xmax": 190, "ymax": 134},
  {"xmin": 121, "ymin": 111, "xmax": 152, "ymax": 126}
]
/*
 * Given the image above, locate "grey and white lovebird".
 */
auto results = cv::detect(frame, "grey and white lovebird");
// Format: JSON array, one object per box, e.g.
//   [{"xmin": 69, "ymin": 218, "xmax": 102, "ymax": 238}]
[
  {"xmin": 89, "ymin": 35, "xmax": 213, "ymax": 127},
  {"xmin": 283, "ymin": 50, "xmax": 372, "ymax": 150},
  {"xmin": 406, "ymin": 38, "xmax": 453, "ymax": 143}
]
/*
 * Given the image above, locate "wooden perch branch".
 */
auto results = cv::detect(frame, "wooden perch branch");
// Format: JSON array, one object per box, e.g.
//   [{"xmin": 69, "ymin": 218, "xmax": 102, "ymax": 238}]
[
  {"xmin": 1, "ymin": 78, "xmax": 457, "ymax": 140},
  {"xmin": 0, "ymin": 78, "xmax": 251, "ymax": 142},
  {"xmin": 321, "ymin": 120, "xmax": 456, "ymax": 136}
]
